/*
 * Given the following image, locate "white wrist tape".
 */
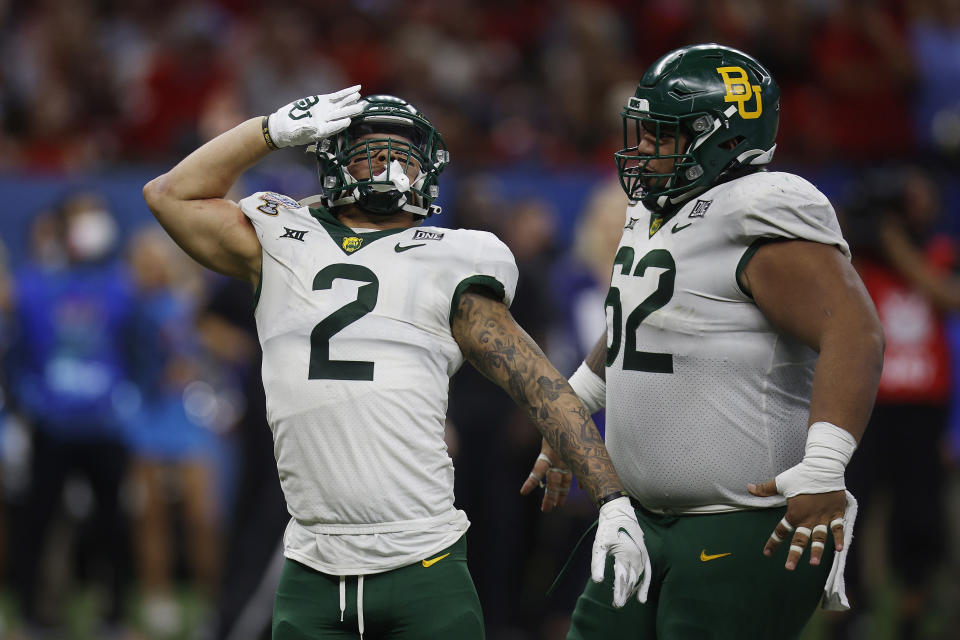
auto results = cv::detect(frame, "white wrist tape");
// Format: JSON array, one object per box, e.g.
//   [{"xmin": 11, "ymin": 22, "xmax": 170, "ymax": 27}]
[
  {"xmin": 775, "ymin": 421, "xmax": 857, "ymax": 498},
  {"xmin": 568, "ymin": 361, "xmax": 606, "ymax": 414}
]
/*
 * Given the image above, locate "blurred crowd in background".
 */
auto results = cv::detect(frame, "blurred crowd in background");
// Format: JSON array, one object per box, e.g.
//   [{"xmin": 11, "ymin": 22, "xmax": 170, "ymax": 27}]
[{"xmin": 1, "ymin": 0, "xmax": 960, "ymax": 639}]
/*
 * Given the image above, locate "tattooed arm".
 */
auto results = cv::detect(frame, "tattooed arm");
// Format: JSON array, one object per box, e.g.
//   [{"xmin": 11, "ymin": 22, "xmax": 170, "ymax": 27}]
[{"xmin": 451, "ymin": 288, "xmax": 625, "ymax": 504}]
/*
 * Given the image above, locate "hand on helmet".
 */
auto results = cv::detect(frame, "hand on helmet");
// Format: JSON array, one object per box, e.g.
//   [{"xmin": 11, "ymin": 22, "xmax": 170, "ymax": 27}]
[{"xmin": 266, "ymin": 86, "xmax": 364, "ymax": 149}]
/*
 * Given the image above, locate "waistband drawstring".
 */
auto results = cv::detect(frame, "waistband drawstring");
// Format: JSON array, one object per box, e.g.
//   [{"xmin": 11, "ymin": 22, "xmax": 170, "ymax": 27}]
[
  {"xmin": 357, "ymin": 575, "xmax": 365, "ymax": 639},
  {"xmin": 337, "ymin": 575, "xmax": 365, "ymax": 639}
]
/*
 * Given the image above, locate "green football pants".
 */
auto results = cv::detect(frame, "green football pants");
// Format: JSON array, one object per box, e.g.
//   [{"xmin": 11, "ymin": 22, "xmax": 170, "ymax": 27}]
[
  {"xmin": 568, "ymin": 505, "xmax": 834, "ymax": 640},
  {"xmin": 272, "ymin": 535, "xmax": 484, "ymax": 639}
]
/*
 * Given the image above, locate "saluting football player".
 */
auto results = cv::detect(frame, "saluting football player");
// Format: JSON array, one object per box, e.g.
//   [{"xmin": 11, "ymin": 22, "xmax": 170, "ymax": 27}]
[
  {"xmin": 144, "ymin": 88, "xmax": 648, "ymax": 639},
  {"xmin": 527, "ymin": 44, "xmax": 885, "ymax": 639}
]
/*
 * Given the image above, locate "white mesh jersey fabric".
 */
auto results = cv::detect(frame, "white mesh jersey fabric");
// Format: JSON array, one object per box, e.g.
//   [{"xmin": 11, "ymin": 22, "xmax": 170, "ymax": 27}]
[
  {"xmin": 604, "ymin": 172, "xmax": 848, "ymax": 513},
  {"xmin": 239, "ymin": 192, "xmax": 518, "ymax": 573}
]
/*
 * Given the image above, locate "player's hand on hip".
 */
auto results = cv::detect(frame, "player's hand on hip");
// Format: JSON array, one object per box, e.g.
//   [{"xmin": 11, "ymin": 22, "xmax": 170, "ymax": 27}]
[
  {"xmin": 592, "ymin": 496, "xmax": 651, "ymax": 607},
  {"xmin": 266, "ymin": 86, "xmax": 364, "ymax": 149},
  {"xmin": 520, "ymin": 438, "xmax": 571, "ymax": 512},
  {"xmin": 748, "ymin": 480, "xmax": 847, "ymax": 570}
]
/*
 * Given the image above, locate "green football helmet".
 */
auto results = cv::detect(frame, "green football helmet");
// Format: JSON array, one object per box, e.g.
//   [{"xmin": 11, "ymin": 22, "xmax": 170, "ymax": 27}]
[
  {"xmin": 315, "ymin": 95, "xmax": 449, "ymax": 217},
  {"xmin": 615, "ymin": 44, "xmax": 780, "ymax": 211}
]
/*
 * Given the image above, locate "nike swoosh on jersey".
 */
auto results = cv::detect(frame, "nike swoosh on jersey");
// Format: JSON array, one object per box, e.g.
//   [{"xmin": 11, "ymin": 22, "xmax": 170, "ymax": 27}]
[
  {"xmin": 671, "ymin": 222, "xmax": 693, "ymax": 233},
  {"xmin": 421, "ymin": 553, "xmax": 451, "ymax": 568},
  {"xmin": 700, "ymin": 550, "xmax": 732, "ymax": 562},
  {"xmin": 395, "ymin": 242, "xmax": 426, "ymax": 252}
]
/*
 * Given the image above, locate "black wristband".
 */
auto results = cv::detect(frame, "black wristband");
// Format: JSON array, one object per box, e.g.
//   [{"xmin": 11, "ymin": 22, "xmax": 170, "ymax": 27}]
[
  {"xmin": 261, "ymin": 116, "xmax": 278, "ymax": 150},
  {"xmin": 595, "ymin": 490, "xmax": 629, "ymax": 509}
]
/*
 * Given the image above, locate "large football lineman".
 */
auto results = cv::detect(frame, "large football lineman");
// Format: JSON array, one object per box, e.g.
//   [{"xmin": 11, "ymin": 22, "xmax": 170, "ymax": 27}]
[
  {"xmin": 144, "ymin": 89, "xmax": 648, "ymax": 639},
  {"xmin": 532, "ymin": 45, "xmax": 885, "ymax": 639}
]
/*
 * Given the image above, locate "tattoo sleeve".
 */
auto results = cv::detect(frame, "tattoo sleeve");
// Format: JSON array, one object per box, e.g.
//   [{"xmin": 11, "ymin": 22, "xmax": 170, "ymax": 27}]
[{"xmin": 452, "ymin": 291, "xmax": 624, "ymax": 502}]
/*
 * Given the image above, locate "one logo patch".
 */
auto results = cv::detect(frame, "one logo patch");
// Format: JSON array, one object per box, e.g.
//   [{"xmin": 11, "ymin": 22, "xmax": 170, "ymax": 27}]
[
  {"xmin": 690, "ymin": 199, "xmax": 712, "ymax": 218},
  {"xmin": 257, "ymin": 192, "xmax": 300, "ymax": 216},
  {"xmin": 671, "ymin": 222, "xmax": 692, "ymax": 234},
  {"xmin": 395, "ymin": 243, "xmax": 425, "ymax": 253},
  {"xmin": 624, "ymin": 217, "xmax": 640, "ymax": 230},
  {"xmin": 412, "ymin": 230, "xmax": 445, "ymax": 241},
  {"xmin": 280, "ymin": 227, "xmax": 308, "ymax": 242},
  {"xmin": 341, "ymin": 236, "xmax": 363, "ymax": 252},
  {"xmin": 716, "ymin": 66, "xmax": 762, "ymax": 119}
]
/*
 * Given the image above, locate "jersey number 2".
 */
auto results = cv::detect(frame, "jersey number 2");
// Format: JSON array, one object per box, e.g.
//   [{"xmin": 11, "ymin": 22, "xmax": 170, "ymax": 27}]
[
  {"xmin": 605, "ymin": 248, "xmax": 675, "ymax": 373},
  {"xmin": 309, "ymin": 264, "xmax": 379, "ymax": 380}
]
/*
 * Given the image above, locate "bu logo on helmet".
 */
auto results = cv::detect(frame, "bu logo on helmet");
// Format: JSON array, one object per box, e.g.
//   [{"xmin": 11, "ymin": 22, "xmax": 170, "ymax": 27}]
[{"xmin": 716, "ymin": 66, "xmax": 762, "ymax": 120}]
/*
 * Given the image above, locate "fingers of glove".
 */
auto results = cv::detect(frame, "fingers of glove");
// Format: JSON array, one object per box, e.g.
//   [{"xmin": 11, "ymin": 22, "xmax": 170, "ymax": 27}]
[
  {"xmin": 326, "ymin": 85, "xmax": 362, "ymax": 102},
  {"xmin": 637, "ymin": 561, "xmax": 652, "ymax": 604},
  {"xmin": 612, "ymin": 561, "xmax": 639, "ymax": 609},
  {"xmin": 590, "ymin": 539, "xmax": 608, "ymax": 584},
  {"xmin": 331, "ymin": 101, "xmax": 365, "ymax": 121},
  {"xmin": 320, "ymin": 118, "xmax": 354, "ymax": 138}
]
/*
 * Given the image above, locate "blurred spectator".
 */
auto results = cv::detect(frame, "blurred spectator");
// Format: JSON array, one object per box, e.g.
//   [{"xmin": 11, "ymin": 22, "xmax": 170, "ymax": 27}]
[
  {"xmin": 839, "ymin": 167, "xmax": 956, "ymax": 639},
  {"xmin": 809, "ymin": 0, "xmax": 915, "ymax": 159},
  {"xmin": 124, "ymin": 228, "xmax": 221, "ymax": 637},
  {"xmin": 8, "ymin": 192, "xmax": 133, "ymax": 635},
  {"xmin": 195, "ymin": 277, "xmax": 279, "ymax": 640},
  {"xmin": 907, "ymin": 0, "xmax": 960, "ymax": 158},
  {"xmin": 550, "ymin": 177, "xmax": 628, "ymax": 375}
]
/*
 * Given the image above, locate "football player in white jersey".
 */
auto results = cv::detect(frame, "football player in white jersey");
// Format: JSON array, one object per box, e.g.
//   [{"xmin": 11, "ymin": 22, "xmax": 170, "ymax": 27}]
[
  {"xmin": 529, "ymin": 45, "xmax": 886, "ymax": 639},
  {"xmin": 144, "ymin": 88, "xmax": 650, "ymax": 639}
]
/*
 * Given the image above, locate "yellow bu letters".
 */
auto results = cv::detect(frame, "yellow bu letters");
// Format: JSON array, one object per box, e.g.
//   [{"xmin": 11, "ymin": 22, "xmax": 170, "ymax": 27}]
[{"xmin": 716, "ymin": 66, "xmax": 762, "ymax": 119}]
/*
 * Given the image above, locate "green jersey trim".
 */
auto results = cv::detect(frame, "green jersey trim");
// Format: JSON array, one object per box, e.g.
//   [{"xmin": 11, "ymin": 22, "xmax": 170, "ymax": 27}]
[
  {"xmin": 309, "ymin": 206, "xmax": 408, "ymax": 255},
  {"xmin": 449, "ymin": 275, "xmax": 507, "ymax": 328},
  {"xmin": 735, "ymin": 237, "xmax": 788, "ymax": 298}
]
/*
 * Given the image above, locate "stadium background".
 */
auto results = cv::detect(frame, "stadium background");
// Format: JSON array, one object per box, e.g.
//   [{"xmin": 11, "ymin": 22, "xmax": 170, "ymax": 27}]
[{"xmin": 0, "ymin": 0, "xmax": 959, "ymax": 638}]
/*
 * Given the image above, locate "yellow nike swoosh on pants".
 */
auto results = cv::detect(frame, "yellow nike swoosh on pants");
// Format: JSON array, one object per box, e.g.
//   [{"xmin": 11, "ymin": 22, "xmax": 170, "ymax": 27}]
[
  {"xmin": 421, "ymin": 553, "xmax": 451, "ymax": 568},
  {"xmin": 700, "ymin": 550, "xmax": 732, "ymax": 562}
]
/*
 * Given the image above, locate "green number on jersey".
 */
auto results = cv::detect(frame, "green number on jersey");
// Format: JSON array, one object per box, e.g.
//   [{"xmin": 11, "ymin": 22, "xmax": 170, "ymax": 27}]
[
  {"xmin": 309, "ymin": 264, "xmax": 379, "ymax": 380},
  {"xmin": 605, "ymin": 248, "xmax": 676, "ymax": 373}
]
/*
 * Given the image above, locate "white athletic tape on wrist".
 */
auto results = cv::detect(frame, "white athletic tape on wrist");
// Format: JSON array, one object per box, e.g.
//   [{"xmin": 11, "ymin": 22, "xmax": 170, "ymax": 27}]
[
  {"xmin": 568, "ymin": 362, "xmax": 605, "ymax": 414},
  {"xmin": 775, "ymin": 422, "xmax": 857, "ymax": 498},
  {"xmin": 813, "ymin": 524, "xmax": 829, "ymax": 537},
  {"xmin": 794, "ymin": 526, "xmax": 812, "ymax": 538}
]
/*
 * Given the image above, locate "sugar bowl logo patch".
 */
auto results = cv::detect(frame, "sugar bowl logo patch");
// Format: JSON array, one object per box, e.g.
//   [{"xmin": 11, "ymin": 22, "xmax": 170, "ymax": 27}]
[
  {"xmin": 341, "ymin": 236, "xmax": 363, "ymax": 252},
  {"xmin": 257, "ymin": 192, "xmax": 301, "ymax": 216}
]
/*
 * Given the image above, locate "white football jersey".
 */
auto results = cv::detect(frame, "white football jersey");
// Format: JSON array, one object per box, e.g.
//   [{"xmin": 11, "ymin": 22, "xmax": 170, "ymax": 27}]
[
  {"xmin": 239, "ymin": 192, "xmax": 518, "ymax": 574},
  {"xmin": 604, "ymin": 172, "xmax": 850, "ymax": 513}
]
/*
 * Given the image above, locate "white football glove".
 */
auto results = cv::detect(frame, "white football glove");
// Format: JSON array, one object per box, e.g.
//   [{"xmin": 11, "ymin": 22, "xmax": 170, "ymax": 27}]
[
  {"xmin": 266, "ymin": 86, "xmax": 364, "ymax": 149},
  {"xmin": 592, "ymin": 496, "xmax": 651, "ymax": 607}
]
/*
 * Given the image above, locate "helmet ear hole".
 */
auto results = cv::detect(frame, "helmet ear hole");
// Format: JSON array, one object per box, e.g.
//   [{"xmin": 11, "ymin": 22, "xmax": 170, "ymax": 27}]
[{"xmin": 720, "ymin": 135, "xmax": 745, "ymax": 151}]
